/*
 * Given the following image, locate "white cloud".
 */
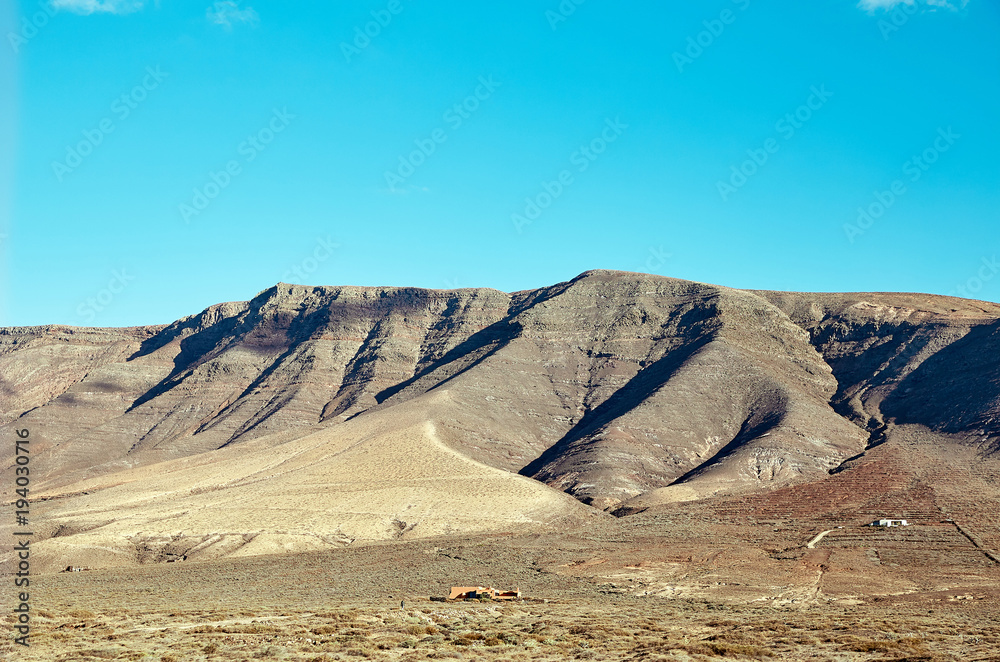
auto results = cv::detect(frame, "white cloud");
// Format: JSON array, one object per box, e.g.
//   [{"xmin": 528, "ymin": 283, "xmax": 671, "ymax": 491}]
[
  {"xmin": 206, "ymin": 1, "xmax": 259, "ymax": 29},
  {"xmin": 857, "ymin": 0, "xmax": 968, "ymax": 11},
  {"xmin": 858, "ymin": 0, "xmax": 910, "ymax": 9},
  {"xmin": 50, "ymin": 0, "xmax": 145, "ymax": 14}
]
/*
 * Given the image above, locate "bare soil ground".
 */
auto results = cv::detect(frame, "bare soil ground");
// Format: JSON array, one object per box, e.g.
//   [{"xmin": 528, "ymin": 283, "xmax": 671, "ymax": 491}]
[{"xmin": 6, "ymin": 517, "xmax": 999, "ymax": 661}]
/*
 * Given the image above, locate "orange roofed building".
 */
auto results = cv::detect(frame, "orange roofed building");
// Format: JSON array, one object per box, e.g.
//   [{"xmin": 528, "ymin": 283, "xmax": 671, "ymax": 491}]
[{"xmin": 448, "ymin": 586, "xmax": 521, "ymax": 601}]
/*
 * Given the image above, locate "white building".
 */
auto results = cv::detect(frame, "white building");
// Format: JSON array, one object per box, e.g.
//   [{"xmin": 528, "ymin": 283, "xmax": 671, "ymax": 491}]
[{"xmin": 870, "ymin": 519, "xmax": 909, "ymax": 527}]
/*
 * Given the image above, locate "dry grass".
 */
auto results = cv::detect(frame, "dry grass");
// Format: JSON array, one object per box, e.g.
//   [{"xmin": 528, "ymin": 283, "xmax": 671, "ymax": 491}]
[{"xmin": 4, "ymin": 597, "xmax": 998, "ymax": 661}]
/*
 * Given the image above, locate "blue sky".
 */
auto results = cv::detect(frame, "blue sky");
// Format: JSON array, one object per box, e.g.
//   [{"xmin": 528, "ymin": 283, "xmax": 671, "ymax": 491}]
[{"xmin": 2, "ymin": 0, "xmax": 998, "ymax": 327}]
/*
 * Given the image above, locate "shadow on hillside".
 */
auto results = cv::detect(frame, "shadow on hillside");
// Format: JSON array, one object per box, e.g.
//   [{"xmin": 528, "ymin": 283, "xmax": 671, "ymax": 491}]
[
  {"xmin": 882, "ymin": 319, "xmax": 1000, "ymax": 441},
  {"xmin": 516, "ymin": 294, "xmax": 728, "ymax": 482}
]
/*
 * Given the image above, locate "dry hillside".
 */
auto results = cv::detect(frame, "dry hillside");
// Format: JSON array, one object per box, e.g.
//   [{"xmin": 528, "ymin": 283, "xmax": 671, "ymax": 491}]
[{"xmin": 1, "ymin": 270, "xmax": 998, "ymax": 571}]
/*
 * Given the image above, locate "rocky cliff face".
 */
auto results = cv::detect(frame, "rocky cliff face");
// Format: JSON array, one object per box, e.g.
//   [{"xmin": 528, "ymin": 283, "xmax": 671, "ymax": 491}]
[
  {"xmin": 760, "ymin": 291, "xmax": 1000, "ymax": 446},
  {"xmin": 3, "ymin": 271, "xmax": 998, "ymax": 510}
]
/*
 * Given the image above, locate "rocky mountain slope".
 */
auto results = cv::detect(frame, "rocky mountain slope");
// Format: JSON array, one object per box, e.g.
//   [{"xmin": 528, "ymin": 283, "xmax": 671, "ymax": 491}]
[{"xmin": 2, "ymin": 270, "xmax": 998, "ymax": 569}]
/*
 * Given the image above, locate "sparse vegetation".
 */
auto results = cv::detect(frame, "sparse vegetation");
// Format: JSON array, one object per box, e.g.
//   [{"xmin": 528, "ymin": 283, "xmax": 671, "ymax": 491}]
[
  {"xmin": 8, "ymin": 510, "xmax": 998, "ymax": 662},
  {"xmin": 7, "ymin": 598, "xmax": 996, "ymax": 661}
]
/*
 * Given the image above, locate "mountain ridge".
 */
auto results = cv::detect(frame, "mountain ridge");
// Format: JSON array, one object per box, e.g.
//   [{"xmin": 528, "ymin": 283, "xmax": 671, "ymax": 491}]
[{"xmin": 2, "ymin": 270, "xmax": 999, "ymax": 570}]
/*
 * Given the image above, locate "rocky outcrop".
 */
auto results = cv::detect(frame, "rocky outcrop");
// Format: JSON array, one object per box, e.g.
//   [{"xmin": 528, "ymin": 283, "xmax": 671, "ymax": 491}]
[{"xmin": 760, "ymin": 291, "xmax": 1000, "ymax": 444}]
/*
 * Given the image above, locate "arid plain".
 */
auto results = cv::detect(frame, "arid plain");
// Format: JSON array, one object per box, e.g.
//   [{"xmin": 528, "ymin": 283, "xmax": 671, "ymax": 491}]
[{"xmin": 2, "ymin": 270, "xmax": 999, "ymax": 660}]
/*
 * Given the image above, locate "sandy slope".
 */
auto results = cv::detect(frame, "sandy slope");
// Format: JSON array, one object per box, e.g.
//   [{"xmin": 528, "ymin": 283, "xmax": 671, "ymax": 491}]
[{"xmin": 11, "ymin": 390, "xmax": 603, "ymax": 572}]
